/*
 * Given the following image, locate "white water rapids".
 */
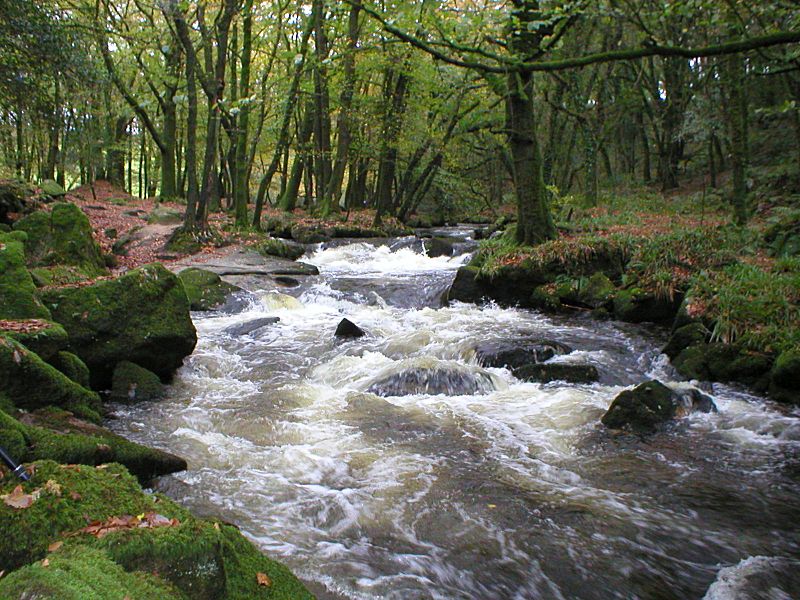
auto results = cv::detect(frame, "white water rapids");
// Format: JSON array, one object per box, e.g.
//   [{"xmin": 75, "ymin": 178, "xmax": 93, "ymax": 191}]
[{"xmin": 110, "ymin": 235, "xmax": 800, "ymax": 599}]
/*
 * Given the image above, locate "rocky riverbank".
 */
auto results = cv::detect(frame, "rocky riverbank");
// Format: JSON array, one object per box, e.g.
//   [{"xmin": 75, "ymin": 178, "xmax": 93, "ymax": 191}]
[
  {"xmin": 447, "ymin": 224, "xmax": 799, "ymax": 404},
  {"xmin": 0, "ymin": 194, "xmax": 315, "ymax": 597}
]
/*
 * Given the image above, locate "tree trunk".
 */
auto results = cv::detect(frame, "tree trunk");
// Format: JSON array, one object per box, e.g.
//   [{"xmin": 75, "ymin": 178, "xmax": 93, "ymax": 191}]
[
  {"xmin": 721, "ymin": 53, "xmax": 749, "ymax": 225},
  {"xmin": 233, "ymin": 0, "xmax": 253, "ymax": 227}
]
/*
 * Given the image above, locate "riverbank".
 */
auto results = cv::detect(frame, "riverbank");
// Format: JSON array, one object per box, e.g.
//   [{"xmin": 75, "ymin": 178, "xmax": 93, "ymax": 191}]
[
  {"xmin": 0, "ymin": 188, "xmax": 317, "ymax": 597},
  {"xmin": 447, "ymin": 191, "xmax": 799, "ymax": 404}
]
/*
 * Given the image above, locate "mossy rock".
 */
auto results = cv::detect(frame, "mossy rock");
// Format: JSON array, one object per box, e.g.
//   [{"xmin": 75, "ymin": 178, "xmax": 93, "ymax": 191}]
[
  {"xmin": 662, "ymin": 323, "xmax": 709, "ymax": 359},
  {"xmin": 0, "ymin": 544, "xmax": 184, "ymax": 600},
  {"xmin": 164, "ymin": 229, "xmax": 202, "ymax": 254},
  {"xmin": 601, "ymin": 380, "xmax": 677, "ymax": 432},
  {"xmin": 769, "ymin": 348, "xmax": 800, "ymax": 403},
  {"xmin": 0, "ymin": 231, "xmax": 52, "ymax": 320},
  {"xmin": 446, "ymin": 266, "xmax": 487, "ymax": 304},
  {"xmin": 13, "ymin": 202, "xmax": 107, "ymax": 277},
  {"xmin": 0, "ymin": 338, "xmax": 101, "ymax": 422},
  {"xmin": 12, "ymin": 407, "xmax": 186, "ymax": 483},
  {"xmin": 613, "ymin": 289, "xmax": 680, "ymax": 324},
  {"xmin": 178, "ymin": 267, "xmax": 242, "ymax": 311},
  {"xmin": 111, "ymin": 361, "xmax": 165, "ymax": 403},
  {"xmin": 0, "ymin": 179, "xmax": 33, "ymax": 224},
  {"xmin": 256, "ymin": 237, "xmax": 305, "ymax": 261},
  {"xmin": 29, "ymin": 265, "xmax": 93, "ymax": 287},
  {"xmin": 48, "ymin": 351, "xmax": 91, "ymax": 388},
  {"xmin": 147, "ymin": 206, "xmax": 183, "ymax": 225},
  {"xmin": 39, "ymin": 263, "xmax": 197, "ymax": 389},
  {"xmin": 0, "ymin": 405, "xmax": 27, "ymax": 461},
  {"xmin": 672, "ymin": 343, "xmax": 772, "ymax": 386},
  {"xmin": 557, "ymin": 272, "xmax": 616, "ymax": 310},
  {"xmin": 96, "ymin": 518, "xmax": 314, "ymax": 600},
  {"xmin": 1, "ymin": 319, "xmax": 68, "ymax": 361},
  {"xmin": 0, "ymin": 460, "xmax": 183, "ymax": 571},
  {"xmin": 290, "ymin": 224, "xmax": 330, "ymax": 244},
  {"xmin": 529, "ymin": 285, "xmax": 563, "ymax": 312},
  {"xmin": 40, "ymin": 179, "xmax": 67, "ymax": 198}
]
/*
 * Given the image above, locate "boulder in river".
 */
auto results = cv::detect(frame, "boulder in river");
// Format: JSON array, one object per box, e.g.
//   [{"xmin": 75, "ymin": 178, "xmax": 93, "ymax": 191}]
[
  {"xmin": 601, "ymin": 380, "xmax": 717, "ymax": 433},
  {"xmin": 224, "ymin": 317, "xmax": 280, "ymax": 337},
  {"xmin": 514, "ymin": 363, "xmax": 599, "ymax": 384},
  {"xmin": 424, "ymin": 237, "xmax": 454, "ymax": 258},
  {"xmin": 111, "ymin": 361, "xmax": 165, "ymax": 403},
  {"xmin": 335, "ymin": 318, "xmax": 365, "ymax": 338},
  {"xmin": 368, "ymin": 367, "xmax": 495, "ymax": 397},
  {"xmin": 475, "ymin": 339, "xmax": 573, "ymax": 370},
  {"xmin": 39, "ymin": 263, "xmax": 197, "ymax": 389}
]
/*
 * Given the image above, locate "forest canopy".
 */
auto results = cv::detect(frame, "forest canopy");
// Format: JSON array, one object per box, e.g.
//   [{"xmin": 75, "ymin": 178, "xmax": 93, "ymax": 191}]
[{"xmin": 1, "ymin": 0, "xmax": 799, "ymax": 240}]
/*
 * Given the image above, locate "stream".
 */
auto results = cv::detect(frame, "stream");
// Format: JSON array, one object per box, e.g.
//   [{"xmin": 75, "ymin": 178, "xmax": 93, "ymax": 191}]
[{"xmin": 109, "ymin": 231, "xmax": 800, "ymax": 599}]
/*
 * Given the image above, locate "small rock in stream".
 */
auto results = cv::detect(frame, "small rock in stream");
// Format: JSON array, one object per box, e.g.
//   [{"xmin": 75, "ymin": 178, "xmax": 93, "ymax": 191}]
[
  {"xmin": 514, "ymin": 363, "xmax": 599, "ymax": 384},
  {"xmin": 335, "ymin": 318, "xmax": 365, "ymax": 338},
  {"xmin": 224, "ymin": 317, "xmax": 280, "ymax": 337}
]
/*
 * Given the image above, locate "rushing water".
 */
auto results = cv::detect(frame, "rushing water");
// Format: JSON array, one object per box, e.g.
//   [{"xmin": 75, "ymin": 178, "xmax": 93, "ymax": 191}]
[{"xmin": 110, "ymin": 232, "xmax": 800, "ymax": 599}]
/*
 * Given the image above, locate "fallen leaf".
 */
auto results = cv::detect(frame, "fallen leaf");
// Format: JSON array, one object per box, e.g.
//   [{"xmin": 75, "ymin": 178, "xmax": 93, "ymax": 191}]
[
  {"xmin": 256, "ymin": 572, "xmax": 272, "ymax": 587},
  {"xmin": 41, "ymin": 558, "xmax": 49, "ymax": 567},
  {"xmin": 2, "ymin": 485, "xmax": 37, "ymax": 509},
  {"xmin": 48, "ymin": 541, "xmax": 63, "ymax": 552}
]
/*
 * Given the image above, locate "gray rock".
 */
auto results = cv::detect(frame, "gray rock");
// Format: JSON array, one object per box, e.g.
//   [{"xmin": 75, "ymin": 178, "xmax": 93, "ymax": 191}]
[{"xmin": 224, "ymin": 317, "xmax": 280, "ymax": 337}]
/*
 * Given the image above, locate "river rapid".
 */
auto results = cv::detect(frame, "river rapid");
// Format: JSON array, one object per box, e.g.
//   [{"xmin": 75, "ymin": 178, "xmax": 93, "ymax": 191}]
[{"xmin": 109, "ymin": 232, "xmax": 800, "ymax": 599}]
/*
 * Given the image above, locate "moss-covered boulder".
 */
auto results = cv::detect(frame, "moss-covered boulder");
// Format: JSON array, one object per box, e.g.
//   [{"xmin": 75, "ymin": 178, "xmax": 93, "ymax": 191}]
[
  {"xmin": 0, "ymin": 460, "xmax": 181, "ymax": 571},
  {"xmin": 111, "ymin": 361, "xmax": 165, "ymax": 403},
  {"xmin": 1, "ymin": 319, "xmax": 68, "ymax": 361},
  {"xmin": 672, "ymin": 343, "xmax": 772, "ymax": 387},
  {"xmin": 95, "ymin": 517, "xmax": 315, "ymax": 600},
  {"xmin": 613, "ymin": 289, "xmax": 681, "ymax": 324},
  {"xmin": 0, "ymin": 231, "xmax": 52, "ymax": 320},
  {"xmin": 769, "ymin": 348, "xmax": 800, "ymax": 403},
  {"xmin": 39, "ymin": 263, "xmax": 197, "ymax": 388},
  {"xmin": 178, "ymin": 267, "xmax": 242, "ymax": 311},
  {"xmin": 48, "ymin": 351, "xmax": 91, "ymax": 389},
  {"xmin": 40, "ymin": 179, "xmax": 67, "ymax": 198},
  {"xmin": 423, "ymin": 237, "xmax": 454, "ymax": 258},
  {"xmin": 256, "ymin": 237, "xmax": 306, "ymax": 261},
  {"xmin": 0, "ymin": 338, "xmax": 101, "ymax": 422},
  {"xmin": 13, "ymin": 202, "xmax": 106, "ymax": 277},
  {"xmin": 11, "ymin": 407, "xmax": 186, "ymax": 482},
  {"xmin": 557, "ymin": 272, "xmax": 616, "ymax": 309},
  {"xmin": 662, "ymin": 323, "xmax": 709, "ymax": 359},
  {"xmin": 0, "ymin": 545, "xmax": 183, "ymax": 599},
  {"xmin": 601, "ymin": 380, "xmax": 715, "ymax": 433},
  {"xmin": 290, "ymin": 224, "xmax": 330, "ymax": 244}
]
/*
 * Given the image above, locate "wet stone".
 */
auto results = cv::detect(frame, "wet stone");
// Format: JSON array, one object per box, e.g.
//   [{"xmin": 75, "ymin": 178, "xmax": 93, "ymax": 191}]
[
  {"xmin": 368, "ymin": 367, "xmax": 495, "ymax": 397},
  {"xmin": 335, "ymin": 318, "xmax": 365, "ymax": 338},
  {"xmin": 224, "ymin": 317, "xmax": 280, "ymax": 337},
  {"xmin": 475, "ymin": 339, "xmax": 573, "ymax": 370}
]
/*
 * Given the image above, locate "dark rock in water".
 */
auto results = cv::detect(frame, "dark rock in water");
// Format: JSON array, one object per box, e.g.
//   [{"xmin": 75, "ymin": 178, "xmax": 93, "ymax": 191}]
[
  {"xmin": 216, "ymin": 291, "xmax": 255, "ymax": 314},
  {"xmin": 368, "ymin": 368, "xmax": 495, "ymax": 397},
  {"xmin": 514, "ymin": 363, "xmax": 599, "ymax": 384},
  {"xmin": 335, "ymin": 318, "xmax": 365, "ymax": 338},
  {"xmin": 601, "ymin": 380, "xmax": 717, "ymax": 433},
  {"xmin": 424, "ymin": 237, "xmax": 454, "ymax": 258},
  {"xmin": 446, "ymin": 266, "xmax": 485, "ymax": 304},
  {"xmin": 224, "ymin": 317, "xmax": 280, "ymax": 337},
  {"xmin": 274, "ymin": 276, "xmax": 300, "ymax": 287},
  {"xmin": 269, "ymin": 262, "xmax": 320, "ymax": 276},
  {"xmin": 475, "ymin": 339, "xmax": 572, "ymax": 370}
]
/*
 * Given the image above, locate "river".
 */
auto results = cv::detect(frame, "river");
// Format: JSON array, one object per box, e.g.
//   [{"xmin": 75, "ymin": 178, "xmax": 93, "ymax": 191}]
[{"xmin": 109, "ymin": 232, "xmax": 800, "ymax": 599}]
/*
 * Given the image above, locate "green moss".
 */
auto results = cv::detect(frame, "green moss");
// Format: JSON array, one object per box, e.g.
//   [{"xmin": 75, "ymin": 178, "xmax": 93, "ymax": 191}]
[
  {"xmin": 177, "ymin": 268, "xmax": 241, "ymax": 311},
  {"xmin": 97, "ymin": 519, "xmax": 314, "ymax": 600},
  {"xmin": 111, "ymin": 361, "xmax": 165, "ymax": 402},
  {"xmin": 0, "ymin": 232, "xmax": 52, "ymax": 320},
  {"xmin": 613, "ymin": 288, "xmax": 679, "ymax": 324},
  {"xmin": 255, "ymin": 237, "xmax": 305, "ymax": 261},
  {"xmin": 147, "ymin": 206, "xmax": 183, "ymax": 225},
  {"xmin": 769, "ymin": 348, "xmax": 800, "ymax": 403},
  {"xmin": 13, "ymin": 203, "xmax": 107, "ymax": 277},
  {"xmin": 529, "ymin": 285, "xmax": 563, "ymax": 312},
  {"xmin": 165, "ymin": 229, "xmax": 203, "ymax": 254},
  {"xmin": 0, "ymin": 545, "xmax": 184, "ymax": 599},
  {"xmin": 0, "ymin": 460, "xmax": 183, "ymax": 570},
  {"xmin": 556, "ymin": 272, "xmax": 616, "ymax": 309},
  {"xmin": 39, "ymin": 263, "xmax": 197, "ymax": 388},
  {"xmin": 673, "ymin": 343, "xmax": 771, "ymax": 385},
  {"xmin": 662, "ymin": 323, "xmax": 709, "ymax": 359},
  {"xmin": 49, "ymin": 351, "xmax": 91, "ymax": 388},
  {"xmin": 0, "ymin": 406, "xmax": 28, "ymax": 460},
  {"xmin": 29, "ymin": 264, "xmax": 93, "ymax": 287},
  {"xmin": 0, "ymin": 338, "xmax": 101, "ymax": 421},
  {"xmin": 2, "ymin": 319, "xmax": 68, "ymax": 361},
  {"xmin": 40, "ymin": 179, "xmax": 66, "ymax": 198}
]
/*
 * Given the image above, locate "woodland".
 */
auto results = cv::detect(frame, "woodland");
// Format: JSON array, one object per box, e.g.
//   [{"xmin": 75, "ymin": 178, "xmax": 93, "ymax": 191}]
[{"xmin": 1, "ymin": 1, "xmax": 800, "ymax": 598}]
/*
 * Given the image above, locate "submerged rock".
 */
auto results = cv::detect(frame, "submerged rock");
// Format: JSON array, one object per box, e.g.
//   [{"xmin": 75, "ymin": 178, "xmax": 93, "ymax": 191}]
[
  {"xmin": 514, "ymin": 363, "xmax": 599, "ymax": 384},
  {"xmin": 475, "ymin": 339, "xmax": 572, "ymax": 370},
  {"xmin": 368, "ymin": 367, "xmax": 495, "ymax": 397},
  {"xmin": 601, "ymin": 380, "xmax": 717, "ymax": 433},
  {"xmin": 40, "ymin": 263, "xmax": 197, "ymax": 389},
  {"xmin": 335, "ymin": 318, "xmax": 365, "ymax": 338},
  {"xmin": 224, "ymin": 317, "xmax": 280, "ymax": 337}
]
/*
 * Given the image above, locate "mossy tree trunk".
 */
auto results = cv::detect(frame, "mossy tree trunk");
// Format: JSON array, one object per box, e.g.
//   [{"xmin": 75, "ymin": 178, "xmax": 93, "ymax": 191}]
[
  {"xmin": 232, "ymin": 0, "xmax": 253, "ymax": 228},
  {"xmin": 721, "ymin": 52, "xmax": 750, "ymax": 225}
]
